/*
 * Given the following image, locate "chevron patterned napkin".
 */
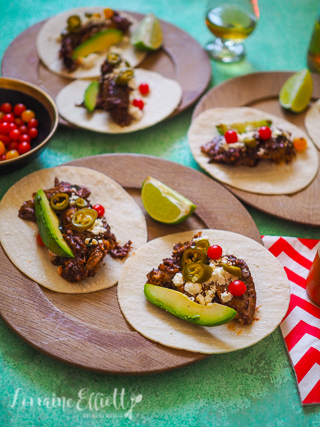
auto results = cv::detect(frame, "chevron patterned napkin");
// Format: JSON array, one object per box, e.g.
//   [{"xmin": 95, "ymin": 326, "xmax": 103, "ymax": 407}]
[{"xmin": 263, "ymin": 236, "xmax": 320, "ymax": 406}]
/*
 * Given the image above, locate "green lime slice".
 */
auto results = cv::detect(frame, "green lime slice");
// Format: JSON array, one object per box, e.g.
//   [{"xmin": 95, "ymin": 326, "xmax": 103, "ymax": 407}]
[
  {"xmin": 131, "ymin": 13, "xmax": 163, "ymax": 51},
  {"xmin": 141, "ymin": 176, "xmax": 196, "ymax": 224},
  {"xmin": 279, "ymin": 69, "xmax": 313, "ymax": 113}
]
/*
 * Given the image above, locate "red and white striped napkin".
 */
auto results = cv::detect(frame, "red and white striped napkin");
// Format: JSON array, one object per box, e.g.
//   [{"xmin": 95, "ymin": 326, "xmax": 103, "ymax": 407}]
[{"xmin": 262, "ymin": 236, "xmax": 320, "ymax": 406}]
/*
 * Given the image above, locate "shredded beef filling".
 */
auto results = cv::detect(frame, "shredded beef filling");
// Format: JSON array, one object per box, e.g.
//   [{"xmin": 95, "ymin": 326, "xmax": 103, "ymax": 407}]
[
  {"xmin": 201, "ymin": 131, "xmax": 296, "ymax": 167},
  {"xmin": 18, "ymin": 178, "xmax": 131, "ymax": 283},
  {"xmin": 59, "ymin": 11, "xmax": 131, "ymax": 72},
  {"xmin": 146, "ymin": 233, "xmax": 256, "ymax": 325}
]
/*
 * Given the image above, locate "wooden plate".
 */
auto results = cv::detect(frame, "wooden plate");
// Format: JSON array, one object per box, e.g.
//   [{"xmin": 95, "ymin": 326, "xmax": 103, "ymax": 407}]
[
  {"xmin": 0, "ymin": 154, "xmax": 261, "ymax": 374},
  {"xmin": 192, "ymin": 71, "xmax": 320, "ymax": 227},
  {"xmin": 1, "ymin": 12, "xmax": 211, "ymax": 125}
]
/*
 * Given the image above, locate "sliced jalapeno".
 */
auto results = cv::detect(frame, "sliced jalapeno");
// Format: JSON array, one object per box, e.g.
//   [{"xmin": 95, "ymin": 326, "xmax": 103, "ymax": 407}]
[
  {"xmin": 71, "ymin": 208, "xmax": 98, "ymax": 231},
  {"xmin": 67, "ymin": 15, "xmax": 82, "ymax": 32},
  {"xmin": 106, "ymin": 52, "xmax": 121, "ymax": 66},
  {"xmin": 221, "ymin": 263, "xmax": 242, "ymax": 278},
  {"xmin": 75, "ymin": 198, "xmax": 88, "ymax": 208},
  {"xmin": 50, "ymin": 193, "xmax": 70, "ymax": 211},
  {"xmin": 182, "ymin": 262, "xmax": 213, "ymax": 283},
  {"xmin": 115, "ymin": 68, "xmax": 134, "ymax": 85},
  {"xmin": 181, "ymin": 248, "xmax": 207, "ymax": 268},
  {"xmin": 243, "ymin": 137, "xmax": 257, "ymax": 148},
  {"xmin": 195, "ymin": 239, "xmax": 210, "ymax": 252}
]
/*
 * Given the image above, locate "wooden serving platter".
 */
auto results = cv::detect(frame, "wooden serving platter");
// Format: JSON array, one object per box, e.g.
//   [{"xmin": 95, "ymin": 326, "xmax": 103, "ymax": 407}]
[
  {"xmin": 1, "ymin": 12, "xmax": 211, "ymax": 125},
  {"xmin": 192, "ymin": 71, "xmax": 320, "ymax": 227},
  {"xmin": 0, "ymin": 154, "xmax": 261, "ymax": 374}
]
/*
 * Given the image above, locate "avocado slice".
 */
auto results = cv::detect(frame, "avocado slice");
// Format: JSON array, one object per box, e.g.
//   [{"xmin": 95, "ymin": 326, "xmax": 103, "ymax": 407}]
[
  {"xmin": 144, "ymin": 283, "xmax": 236, "ymax": 326},
  {"xmin": 71, "ymin": 29, "xmax": 123, "ymax": 60},
  {"xmin": 216, "ymin": 119, "xmax": 272, "ymax": 135},
  {"xmin": 34, "ymin": 189, "xmax": 74, "ymax": 258},
  {"xmin": 84, "ymin": 81, "xmax": 99, "ymax": 112}
]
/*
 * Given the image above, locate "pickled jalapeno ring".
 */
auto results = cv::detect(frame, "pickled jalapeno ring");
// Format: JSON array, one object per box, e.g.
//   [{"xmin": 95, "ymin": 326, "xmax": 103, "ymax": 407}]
[
  {"xmin": 221, "ymin": 263, "xmax": 242, "ymax": 278},
  {"xmin": 71, "ymin": 208, "xmax": 97, "ymax": 231},
  {"xmin": 67, "ymin": 15, "xmax": 81, "ymax": 32},
  {"xmin": 106, "ymin": 52, "xmax": 121, "ymax": 66},
  {"xmin": 195, "ymin": 239, "xmax": 210, "ymax": 252},
  {"xmin": 50, "ymin": 193, "xmax": 70, "ymax": 211},
  {"xmin": 243, "ymin": 137, "xmax": 257, "ymax": 148},
  {"xmin": 181, "ymin": 248, "xmax": 207, "ymax": 268},
  {"xmin": 75, "ymin": 198, "xmax": 88, "ymax": 208},
  {"xmin": 182, "ymin": 262, "xmax": 213, "ymax": 283},
  {"xmin": 115, "ymin": 68, "xmax": 134, "ymax": 85}
]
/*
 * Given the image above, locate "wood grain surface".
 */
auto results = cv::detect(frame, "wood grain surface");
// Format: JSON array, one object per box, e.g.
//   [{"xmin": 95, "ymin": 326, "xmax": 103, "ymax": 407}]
[
  {"xmin": 1, "ymin": 13, "xmax": 211, "ymax": 125},
  {"xmin": 0, "ymin": 154, "xmax": 261, "ymax": 374},
  {"xmin": 192, "ymin": 71, "xmax": 320, "ymax": 227}
]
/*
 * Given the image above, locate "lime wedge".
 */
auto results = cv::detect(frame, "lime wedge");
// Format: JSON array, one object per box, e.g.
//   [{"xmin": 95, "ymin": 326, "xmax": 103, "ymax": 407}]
[
  {"xmin": 279, "ymin": 69, "xmax": 313, "ymax": 113},
  {"xmin": 141, "ymin": 176, "xmax": 196, "ymax": 224},
  {"xmin": 131, "ymin": 13, "xmax": 163, "ymax": 51}
]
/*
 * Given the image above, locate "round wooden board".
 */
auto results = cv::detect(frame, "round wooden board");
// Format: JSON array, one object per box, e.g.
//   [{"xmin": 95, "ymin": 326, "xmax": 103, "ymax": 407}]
[
  {"xmin": 192, "ymin": 71, "xmax": 320, "ymax": 227},
  {"xmin": 1, "ymin": 12, "xmax": 211, "ymax": 126},
  {"xmin": 0, "ymin": 154, "xmax": 261, "ymax": 374}
]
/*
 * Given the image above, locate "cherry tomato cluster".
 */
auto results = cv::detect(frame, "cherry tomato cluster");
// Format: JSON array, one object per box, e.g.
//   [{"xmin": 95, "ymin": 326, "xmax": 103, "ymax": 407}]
[
  {"xmin": 132, "ymin": 83, "xmax": 150, "ymax": 111},
  {"xmin": 0, "ymin": 102, "xmax": 39, "ymax": 161},
  {"xmin": 224, "ymin": 126, "xmax": 273, "ymax": 144}
]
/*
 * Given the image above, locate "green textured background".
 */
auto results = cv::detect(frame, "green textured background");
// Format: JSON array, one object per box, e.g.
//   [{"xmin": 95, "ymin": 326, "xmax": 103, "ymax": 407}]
[{"xmin": 1, "ymin": 0, "xmax": 320, "ymax": 425}]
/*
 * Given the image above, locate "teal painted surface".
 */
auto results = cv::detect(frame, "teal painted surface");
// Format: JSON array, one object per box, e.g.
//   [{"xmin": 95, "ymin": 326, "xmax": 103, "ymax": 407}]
[{"xmin": 1, "ymin": 0, "xmax": 320, "ymax": 425}]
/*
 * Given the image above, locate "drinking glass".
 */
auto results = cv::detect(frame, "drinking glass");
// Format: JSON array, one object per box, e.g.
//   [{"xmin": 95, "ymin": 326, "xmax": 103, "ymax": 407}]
[{"xmin": 205, "ymin": 0, "xmax": 260, "ymax": 63}]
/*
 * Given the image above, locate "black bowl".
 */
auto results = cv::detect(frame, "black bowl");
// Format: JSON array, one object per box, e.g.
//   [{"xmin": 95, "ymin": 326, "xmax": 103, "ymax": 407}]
[{"xmin": 0, "ymin": 77, "xmax": 59, "ymax": 173}]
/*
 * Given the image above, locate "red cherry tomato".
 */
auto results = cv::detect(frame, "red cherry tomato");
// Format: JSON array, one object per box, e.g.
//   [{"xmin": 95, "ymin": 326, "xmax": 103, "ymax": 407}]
[
  {"xmin": 0, "ymin": 103, "xmax": 12, "ymax": 113},
  {"xmin": 36, "ymin": 233, "xmax": 45, "ymax": 246},
  {"xmin": 138, "ymin": 83, "xmax": 150, "ymax": 95},
  {"xmin": 228, "ymin": 280, "xmax": 247, "ymax": 296},
  {"xmin": 8, "ymin": 141, "xmax": 19, "ymax": 151},
  {"xmin": 13, "ymin": 103, "xmax": 26, "ymax": 116},
  {"xmin": 224, "ymin": 130, "xmax": 238, "ymax": 144},
  {"xmin": 19, "ymin": 125, "xmax": 28, "ymax": 135},
  {"xmin": 19, "ymin": 134, "xmax": 31, "ymax": 144},
  {"xmin": 9, "ymin": 129, "xmax": 21, "ymax": 141},
  {"xmin": 0, "ymin": 122, "xmax": 10, "ymax": 134},
  {"xmin": 93, "ymin": 204, "xmax": 105, "ymax": 217},
  {"xmin": 14, "ymin": 117, "xmax": 23, "ymax": 126},
  {"xmin": 0, "ymin": 134, "xmax": 11, "ymax": 145},
  {"xmin": 18, "ymin": 141, "xmax": 31, "ymax": 155},
  {"xmin": 5, "ymin": 149, "xmax": 19, "ymax": 160},
  {"xmin": 2, "ymin": 113, "xmax": 14, "ymax": 123},
  {"xmin": 8, "ymin": 122, "xmax": 17, "ymax": 131},
  {"xmin": 27, "ymin": 118, "xmax": 38, "ymax": 128},
  {"xmin": 207, "ymin": 245, "xmax": 223, "ymax": 259},
  {"xmin": 258, "ymin": 126, "xmax": 272, "ymax": 140},
  {"xmin": 28, "ymin": 128, "xmax": 38, "ymax": 139},
  {"xmin": 132, "ymin": 99, "xmax": 144, "ymax": 110}
]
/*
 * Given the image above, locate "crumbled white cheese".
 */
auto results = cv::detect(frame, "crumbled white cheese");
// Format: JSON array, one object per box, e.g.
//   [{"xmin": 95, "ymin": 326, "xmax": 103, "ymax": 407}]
[
  {"xmin": 196, "ymin": 294, "xmax": 205, "ymax": 305},
  {"xmin": 128, "ymin": 78, "xmax": 137, "ymax": 90},
  {"xmin": 85, "ymin": 238, "xmax": 91, "ymax": 245},
  {"xmin": 172, "ymin": 272, "xmax": 184, "ymax": 286},
  {"xmin": 69, "ymin": 192, "xmax": 79, "ymax": 205},
  {"xmin": 204, "ymin": 294, "xmax": 213, "ymax": 304},
  {"xmin": 184, "ymin": 282, "xmax": 202, "ymax": 295},
  {"xmin": 78, "ymin": 53, "xmax": 99, "ymax": 68},
  {"xmin": 206, "ymin": 286, "xmax": 216, "ymax": 297},
  {"xmin": 88, "ymin": 218, "xmax": 106, "ymax": 235},
  {"xmin": 220, "ymin": 291, "xmax": 233, "ymax": 303},
  {"xmin": 189, "ymin": 296, "xmax": 195, "ymax": 302},
  {"xmin": 258, "ymin": 148, "xmax": 265, "ymax": 155},
  {"xmin": 221, "ymin": 141, "xmax": 245, "ymax": 151},
  {"xmin": 92, "ymin": 239, "xmax": 98, "ymax": 245},
  {"xmin": 210, "ymin": 266, "xmax": 237, "ymax": 286},
  {"xmin": 128, "ymin": 104, "xmax": 143, "ymax": 120}
]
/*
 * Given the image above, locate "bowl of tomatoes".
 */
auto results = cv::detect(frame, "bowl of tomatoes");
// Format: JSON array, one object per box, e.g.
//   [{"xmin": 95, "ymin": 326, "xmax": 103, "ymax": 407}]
[{"xmin": 0, "ymin": 77, "xmax": 59, "ymax": 173}]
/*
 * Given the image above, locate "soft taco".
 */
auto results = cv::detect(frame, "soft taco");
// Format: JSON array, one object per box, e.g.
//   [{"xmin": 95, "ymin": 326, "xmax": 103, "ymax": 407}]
[
  {"xmin": 117, "ymin": 229, "xmax": 290, "ymax": 354},
  {"xmin": 305, "ymin": 99, "xmax": 320, "ymax": 150},
  {"xmin": 36, "ymin": 7, "xmax": 146, "ymax": 79},
  {"xmin": 188, "ymin": 107, "xmax": 318, "ymax": 195},
  {"xmin": 56, "ymin": 68, "xmax": 182, "ymax": 133},
  {"xmin": 0, "ymin": 166, "xmax": 147, "ymax": 293}
]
